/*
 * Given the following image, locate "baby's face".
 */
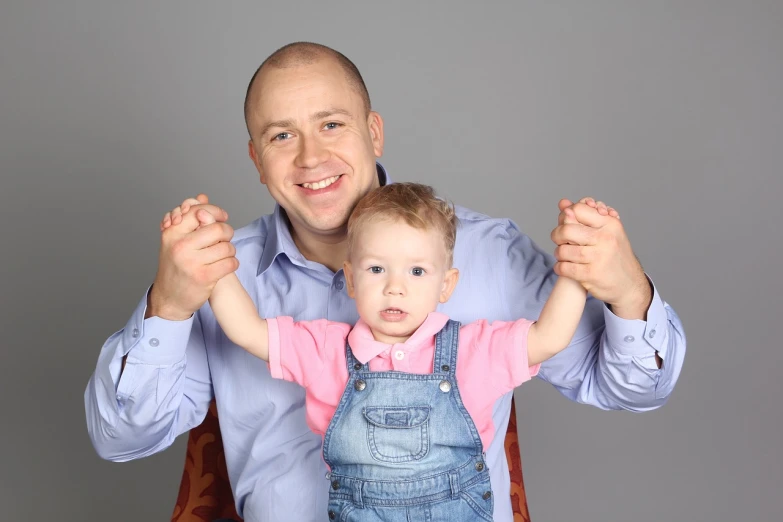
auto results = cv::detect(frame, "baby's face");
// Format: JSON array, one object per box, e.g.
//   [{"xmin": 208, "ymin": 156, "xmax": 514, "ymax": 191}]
[{"xmin": 344, "ymin": 219, "xmax": 459, "ymax": 345}]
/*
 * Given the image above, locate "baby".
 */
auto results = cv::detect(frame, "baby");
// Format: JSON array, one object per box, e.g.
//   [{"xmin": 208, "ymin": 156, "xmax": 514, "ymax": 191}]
[{"xmin": 162, "ymin": 183, "xmax": 618, "ymax": 522}]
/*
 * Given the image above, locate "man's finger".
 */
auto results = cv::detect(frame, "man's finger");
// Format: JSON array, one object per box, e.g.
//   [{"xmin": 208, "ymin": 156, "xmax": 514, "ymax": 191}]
[
  {"xmin": 187, "ymin": 221, "xmax": 235, "ymax": 250},
  {"xmin": 196, "ymin": 208, "xmax": 217, "ymax": 226},
  {"xmin": 197, "ymin": 240, "xmax": 236, "ymax": 265},
  {"xmin": 551, "ymin": 222, "xmax": 599, "ymax": 247},
  {"xmin": 554, "ymin": 260, "xmax": 592, "ymax": 282},
  {"xmin": 554, "ymin": 244, "xmax": 596, "ymax": 264},
  {"xmin": 204, "ymin": 256, "xmax": 240, "ymax": 282}
]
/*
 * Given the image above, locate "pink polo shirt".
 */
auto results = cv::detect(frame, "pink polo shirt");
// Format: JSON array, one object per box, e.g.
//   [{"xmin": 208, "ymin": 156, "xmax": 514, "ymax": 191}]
[{"xmin": 267, "ymin": 312, "xmax": 539, "ymax": 450}]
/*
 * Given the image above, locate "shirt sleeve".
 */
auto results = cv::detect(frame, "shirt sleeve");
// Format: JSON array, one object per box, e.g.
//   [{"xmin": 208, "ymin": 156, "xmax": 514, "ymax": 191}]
[
  {"xmin": 267, "ymin": 317, "xmax": 351, "ymax": 389},
  {"xmin": 497, "ymin": 220, "xmax": 687, "ymax": 412},
  {"xmin": 461, "ymin": 318, "xmax": 539, "ymax": 395},
  {"xmin": 84, "ymin": 285, "xmax": 213, "ymax": 461}
]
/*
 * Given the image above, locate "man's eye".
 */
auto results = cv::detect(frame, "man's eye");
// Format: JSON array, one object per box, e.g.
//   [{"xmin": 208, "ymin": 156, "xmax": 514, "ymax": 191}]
[
  {"xmin": 411, "ymin": 267, "xmax": 425, "ymax": 276},
  {"xmin": 273, "ymin": 132, "xmax": 292, "ymax": 141},
  {"xmin": 324, "ymin": 122, "xmax": 342, "ymax": 130},
  {"xmin": 369, "ymin": 266, "xmax": 384, "ymax": 274}
]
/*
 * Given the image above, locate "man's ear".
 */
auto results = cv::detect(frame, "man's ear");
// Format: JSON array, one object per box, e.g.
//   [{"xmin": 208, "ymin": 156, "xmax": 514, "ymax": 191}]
[
  {"xmin": 248, "ymin": 140, "xmax": 266, "ymax": 184},
  {"xmin": 367, "ymin": 111, "xmax": 384, "ymax": 158},
  {"xmin": 439, "ymin": 268, "xmax": 460, "ymax": 304},
  {"xmin": 343, "ymin": 261, "xmax": 356, "ymax": 299}
]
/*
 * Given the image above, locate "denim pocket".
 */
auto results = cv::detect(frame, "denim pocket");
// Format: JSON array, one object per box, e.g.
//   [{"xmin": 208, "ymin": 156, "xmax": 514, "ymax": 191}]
[{"xmin": 364, "ymin": 406, "xmax": 430, "ymax": 463}]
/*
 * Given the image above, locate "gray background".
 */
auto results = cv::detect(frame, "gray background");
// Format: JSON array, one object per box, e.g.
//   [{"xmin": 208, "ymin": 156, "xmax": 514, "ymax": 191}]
[{"xmin": 2, "ymin": 1, "xmax": 781, "ymax": 521}]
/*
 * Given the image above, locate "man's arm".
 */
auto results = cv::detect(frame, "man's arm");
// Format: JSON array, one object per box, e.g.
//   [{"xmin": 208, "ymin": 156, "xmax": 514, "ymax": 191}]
[
  {"xmin": 84, "ymin": 195, "xmax": 237, "ymax": 459},
  {"xmin": 501, "ymin": 219, "xmax": 686, "ymax": 411},
  {"xmin": 84, "ymin": 287, "xmax": 213, "ymax": 460}
]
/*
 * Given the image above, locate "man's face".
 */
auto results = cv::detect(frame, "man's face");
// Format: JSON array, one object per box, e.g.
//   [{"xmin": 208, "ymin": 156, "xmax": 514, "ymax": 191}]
[{"xmin": 246, "ymin": 59, "xmax": 384, "ymax": 239}]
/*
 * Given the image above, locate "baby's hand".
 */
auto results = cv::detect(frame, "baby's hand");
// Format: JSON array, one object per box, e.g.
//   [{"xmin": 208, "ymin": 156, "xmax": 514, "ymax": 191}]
[
  {"xmin": 160, "ymin": 196, "xmax": 209, "ymax": 232},
  {"xmin": 579, "ymin": 198, "xmax": 619, "ymax": 220},
  {"xmin": 562, "ymin": 198, "xmax": 620, "ymax": 225}
]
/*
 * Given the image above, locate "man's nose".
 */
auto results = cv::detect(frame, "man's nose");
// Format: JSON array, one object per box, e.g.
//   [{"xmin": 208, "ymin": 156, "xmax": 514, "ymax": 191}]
[{"xmin": 294, "ymin": 135, "xmax": 329, "ymax": 169}]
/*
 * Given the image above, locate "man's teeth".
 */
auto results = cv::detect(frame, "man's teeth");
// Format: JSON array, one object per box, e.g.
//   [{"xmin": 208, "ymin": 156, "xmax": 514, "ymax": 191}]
[{"xmin": 302, "ymin": 176, "xmax": 340, "ymax": 190}]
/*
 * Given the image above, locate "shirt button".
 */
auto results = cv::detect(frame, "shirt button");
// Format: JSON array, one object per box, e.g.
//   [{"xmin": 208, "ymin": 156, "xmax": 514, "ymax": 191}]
[
  {"xmin": 132, "ymin": 328, "xmax": 139, "ymax": 338},
  {"xmin": 623, "ymin": 335, "xmax": 635, "ymax": 343},
  {"xmin": 475, "ymin": 461, "xmax": 485, "ymax": 471},
  {"xmin": 439, "ymin": 380, "xmax": 451, "ymax": 393},
  {"xmin": 149, "ymin": 338, "xmax": 160, "ymax": 347},
  {"xmin": 482, "ymin": 491, "xmax": 492, "ymax": 500},
  {"xmin": 394, "ymin": 350, "xmax": 404, "ymax": 360},
  {"xmin": 353, "ymin": 362, "xmax": 362, "ymax": 371},
  {"xmin": 354, "ymin": 379, "xmax": 366, "ymax": 391},
  {"xmin": 334, "ymin": 280, "xmax": 344, "ymax": 290},
  {"xmin": 649, "ymin": 329, "xmax": 656, "ymax": 339}
]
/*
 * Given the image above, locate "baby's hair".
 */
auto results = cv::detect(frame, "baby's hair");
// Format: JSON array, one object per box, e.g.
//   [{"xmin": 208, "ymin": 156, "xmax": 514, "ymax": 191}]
[{"xmin": 347, "ymin": 182, "xmax": 458, "ymax": 265}]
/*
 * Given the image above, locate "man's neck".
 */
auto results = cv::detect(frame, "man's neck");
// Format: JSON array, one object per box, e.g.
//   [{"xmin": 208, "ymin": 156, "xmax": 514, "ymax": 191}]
[{"xmin": 291, "ymin": 226, "xmax": 348, "ymax": 273}]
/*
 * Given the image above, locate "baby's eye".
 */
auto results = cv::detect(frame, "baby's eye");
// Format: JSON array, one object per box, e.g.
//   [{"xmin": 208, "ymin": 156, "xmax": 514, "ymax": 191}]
[
  {"xmin": 411, "ymin": 267, "xmax": 425, "ymax": 277},
  {"xmin": 369, "ymin": 266, "xmax": 384, "ymax": 274}
]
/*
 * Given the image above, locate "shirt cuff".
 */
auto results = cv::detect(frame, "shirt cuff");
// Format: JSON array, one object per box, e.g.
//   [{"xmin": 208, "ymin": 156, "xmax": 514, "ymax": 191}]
[
  {"xmin": 123, "ymin": 285, "xmax": 195, "ymax": 366},
  {"xmin": 603, "ymin": 276, "xmax": 667, "ymax": 357},
  {"xmin": 266, "ymin": 317, "xmax": 285, "ymax": 380}
]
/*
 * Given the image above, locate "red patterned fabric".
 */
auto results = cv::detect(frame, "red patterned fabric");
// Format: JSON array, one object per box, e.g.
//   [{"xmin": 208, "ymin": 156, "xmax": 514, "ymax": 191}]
[{"xmin": 172, "ymin": 398, "xmax": 530, "ymax": 521}]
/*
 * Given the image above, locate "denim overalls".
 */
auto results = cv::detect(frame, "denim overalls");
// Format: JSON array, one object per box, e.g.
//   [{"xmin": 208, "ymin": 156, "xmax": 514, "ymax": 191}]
[{"xmin": 322, "ymin": 320, "xmax": 494, "ymax": 521}]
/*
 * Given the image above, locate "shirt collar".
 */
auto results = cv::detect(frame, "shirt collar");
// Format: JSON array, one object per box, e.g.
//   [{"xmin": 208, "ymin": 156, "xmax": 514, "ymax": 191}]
[
  {"xmin": 348, "ymin": 311, "xmax": 450, "ymax": 364},
  {"xmin": 257, "ymin": 162, "xmax": 391, "ymax": 276}
]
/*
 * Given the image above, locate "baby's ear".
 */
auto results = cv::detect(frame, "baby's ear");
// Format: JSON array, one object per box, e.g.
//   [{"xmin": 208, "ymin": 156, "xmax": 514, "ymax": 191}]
[{"xmin": 439, "ymin": 268, "xmax": 460, "ymax": 304}]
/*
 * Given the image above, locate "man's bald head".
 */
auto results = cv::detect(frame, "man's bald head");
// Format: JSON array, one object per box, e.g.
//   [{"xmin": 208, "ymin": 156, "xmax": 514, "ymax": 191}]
[{"xmin": 243, "ymin": 42, "xmax": 371, "ymax": 138}]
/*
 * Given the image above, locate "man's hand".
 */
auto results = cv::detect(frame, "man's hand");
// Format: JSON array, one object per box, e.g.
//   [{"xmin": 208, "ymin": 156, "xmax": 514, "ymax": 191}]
[
  {"xmin": 146, "ymin": 194, "xmax": 237, "ymax": 321},
  {"xmin": 551, "ymin": 197, "xmax": 652, "ymax": 320}
]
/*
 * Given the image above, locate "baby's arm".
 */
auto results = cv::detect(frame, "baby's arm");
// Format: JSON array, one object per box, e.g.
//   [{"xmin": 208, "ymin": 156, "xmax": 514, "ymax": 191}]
[
  {"xmin": 526, "ymin": 203, "xmax": 619, "ymax": 366},
  {"xmin": 210, "ymin": 270, "xmax": 269, "ymax": 361},
  {"xmin": 160, "ymin": 200, "xmax": 269, "ymax": 361}
]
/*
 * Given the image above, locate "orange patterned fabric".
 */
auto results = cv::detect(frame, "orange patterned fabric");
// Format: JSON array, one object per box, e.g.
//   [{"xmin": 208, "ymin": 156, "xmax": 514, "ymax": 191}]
[
  {"xmin": 172, "ymin": 397, "xmax": 530, "ymax": 521},
  {"xmin": 505, "ymin": 397, "xmax": 531, "ymax": 521},
  {"xmin": 172, "ymin": 400, "xmax": 241, "ymax": 522}
]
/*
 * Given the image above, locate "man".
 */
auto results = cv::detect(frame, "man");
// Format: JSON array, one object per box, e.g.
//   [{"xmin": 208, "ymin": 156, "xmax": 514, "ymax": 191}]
[{"xmin": 85, "ymin": 42, "xmax": 685, "ymax": 521}]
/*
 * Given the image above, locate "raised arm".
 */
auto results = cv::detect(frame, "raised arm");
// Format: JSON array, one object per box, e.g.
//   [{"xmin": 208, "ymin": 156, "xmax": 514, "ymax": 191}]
[
  {"xmin": 526, "ymin": 275, "xmax": 587, "ymax": 365},
  {"xmin": 85, "ymin": 194, "xmax": 234, "ymax": 461},
  {"xmin": 177, "ymin": 206, "xmax": 270, "ymax": 361},
  {"xmin": 209, "ymin": 272, "xmax": 270, "ymax": 361},
  {"xmin": 526, "ymin": 206, "xmax": 598, "ymax": 365}
]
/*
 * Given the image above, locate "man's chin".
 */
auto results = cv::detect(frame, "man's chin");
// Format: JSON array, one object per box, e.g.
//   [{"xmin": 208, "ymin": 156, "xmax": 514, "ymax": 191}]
[{"xmin": 297, "ymin": 212, "xmax": 353, "ymax": 238}]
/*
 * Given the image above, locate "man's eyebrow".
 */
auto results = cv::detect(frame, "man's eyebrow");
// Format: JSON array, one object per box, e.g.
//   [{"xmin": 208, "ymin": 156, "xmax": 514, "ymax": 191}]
[
  {"xmin": 258, "ymin": 119, "xmax": 295, "ymax": 138},
  {"xmin": 311, "ymin": 108, "xmax": 353, "ymax": 121}
]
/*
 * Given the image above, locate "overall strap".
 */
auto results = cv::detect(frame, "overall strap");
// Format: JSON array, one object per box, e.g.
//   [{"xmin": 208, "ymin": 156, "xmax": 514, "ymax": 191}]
[{"xmin": 433, "ymin": 319, "xmax": 460, "ymax": 376}]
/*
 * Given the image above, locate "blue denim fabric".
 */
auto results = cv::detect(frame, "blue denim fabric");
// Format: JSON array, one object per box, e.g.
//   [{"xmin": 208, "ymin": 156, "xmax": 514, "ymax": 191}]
[{"xmin": 322, "ymin": 320, "xmax": 494, "ymax": 521}]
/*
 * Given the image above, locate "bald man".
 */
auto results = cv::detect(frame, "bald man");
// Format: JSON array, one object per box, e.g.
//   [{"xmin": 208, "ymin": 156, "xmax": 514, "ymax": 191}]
[{"xmin": 85, "ymin": 42, "xmax": 686, "ymax": 522}]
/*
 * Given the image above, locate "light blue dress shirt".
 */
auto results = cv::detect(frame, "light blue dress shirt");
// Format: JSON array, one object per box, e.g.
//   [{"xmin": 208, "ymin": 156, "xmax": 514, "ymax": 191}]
[{"xmin": 85, "ymin": 164, "xmax": 686, "ymax": 521}]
